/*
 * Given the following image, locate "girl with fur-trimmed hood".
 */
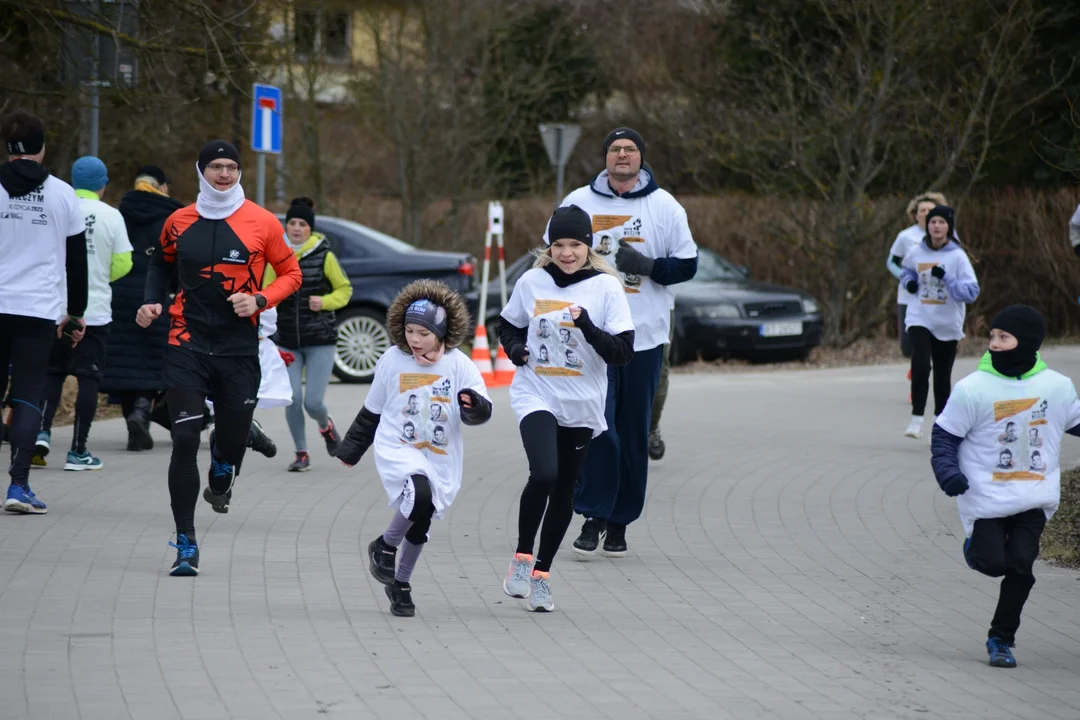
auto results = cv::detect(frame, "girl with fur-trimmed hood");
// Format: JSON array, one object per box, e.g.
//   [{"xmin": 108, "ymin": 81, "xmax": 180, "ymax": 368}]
[{"xmin": 337, "ymin": 279, "xmax": 492, "ymax": 617}]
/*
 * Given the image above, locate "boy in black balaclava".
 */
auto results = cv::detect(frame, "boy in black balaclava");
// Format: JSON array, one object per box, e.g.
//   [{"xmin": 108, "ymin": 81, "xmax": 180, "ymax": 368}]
[{"xmin": 929, "ymin": 304, "xmax": 1080, "ymax": 669}]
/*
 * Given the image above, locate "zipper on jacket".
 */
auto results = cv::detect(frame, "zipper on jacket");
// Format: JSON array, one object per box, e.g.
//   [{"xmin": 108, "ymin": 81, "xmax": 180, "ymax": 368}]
[{"xmin": 208, "ymin": 220, "xmax": 218, "ymax": 355}]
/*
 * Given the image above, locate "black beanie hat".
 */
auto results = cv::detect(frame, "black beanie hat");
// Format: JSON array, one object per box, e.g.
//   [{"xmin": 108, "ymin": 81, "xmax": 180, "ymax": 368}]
[
  {"xmin": 2, "ymin": 109, "xmax": 45, "ymax": 156},
  {"xmin": 136, "ymin": 165, "xmax": 169, "ymax": 186},
  {"xmin": 197, "ymin": 140, "xmax": 241, "ymax": 173},
  {"xmin": 546, "ymin": 205, "xmax": 594, "ymax": 248},
  {"xmin": 924, "ymin": 205, "xmax": 956, "ymax": 241},
  {"xmin": 285, "ymin": 196, "xmax": 316, "ymax": 230},
  {"xmin": 989, "ymin": 304, "xmax": 1045, "ymax": 378},
  {"xmin": 602, "ymin": 127, "xmax": 646, "ymax": 161},
  {"xmin": 991, "ymin": 305, "xmax": 1045, "ymax": 352},
  {"xmin": 404, "ymin": 298, "xmax": 448, "ymax": 339}
]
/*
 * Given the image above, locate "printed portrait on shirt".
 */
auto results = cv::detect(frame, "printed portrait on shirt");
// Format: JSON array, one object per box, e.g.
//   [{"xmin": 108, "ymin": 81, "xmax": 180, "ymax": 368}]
[
  {"xmin": 1029, "ymin": 450, "xmax": 1046, "ymax": 473},
  {"xmin": 401, "ymin": 420, "xmax": 417, "ymax": 443},
  {"xmin": 998, "ymin": 421, "xmax": 1018, "ymax": 444},
  {"xmin": 596, "ymin": 233, "xmax": 614, "ymax": 257},
  {"xmin": 624, "ymin": 273, "xmax": 642, "ymax": 290},
  {"xmin": 537, "ymin": 318, "xmax": 552, "ymax": 339},
  {"xmin": 431, "ymin": 424, "xmax": 448, "ymax": 448},
  {"xmin": 395, "ymin": 373, "xmax": 453, "ymax": 455},
  {"xmin": 1028, "ymin": 427, "xmax": 1042, "ymax": 448},
  {"xmin": 430, "ymin": 403, "xmax": 446, "ymax": 422},
  {"xmin": 537, "ymin": 344, "xmax": 550, "ymax": 364},
  {"xmin": 564, "ymin": 348, "xmax": 583, "ymax": 370},
  {"xmin": 403, "ymin": 393, "xmax": 420, "ymax": 417},
  {"xmin": 916, "ymin": 262, "xmax": 947, "ymax": 305},
  {"xmin": 996, "ymin": 448, "xmax": 1015, "ymax": 471},
  {"xmin": 558, "ymin": 327, "xmax": 578, "ymax": 348},
  {"xmin": 530, "ymin": 300, "xmax": 586, "ymax": 377}
]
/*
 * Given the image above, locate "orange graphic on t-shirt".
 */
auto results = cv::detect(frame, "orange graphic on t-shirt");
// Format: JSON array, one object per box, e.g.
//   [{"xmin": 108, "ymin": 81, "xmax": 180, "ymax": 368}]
[
  {"xmin": 621, "ymin": 236, "xmax": 645, "ymax": 244},
  {"xmin": 535, "ymin": 367, "xmax": 584, "ymax": 377},
  {"xmin": 993, "ymin": 398, "xmax": 1039, "ymax": 422},
  {"xmin": 398, "ymin": 373, "xmax": 443, "ymax": 393},
  {"xmin": 592, "ymin": 215, "xmax": 633, "ymax": 232},
  {"xmin": 992, "ymin": 471, "xmax": 1045, "ymax": 482},
  {"xmin": 533, "ymin": 300, "xmax": 574, "ymax": 317}
]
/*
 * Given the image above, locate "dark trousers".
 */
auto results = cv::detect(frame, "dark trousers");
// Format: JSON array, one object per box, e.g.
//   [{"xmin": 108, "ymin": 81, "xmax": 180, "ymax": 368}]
[
  {"xmin": 964, "ymin": 508, "xmax": 1046, "ymax": 645},
  {"xmin": 909, "ymin": 326, "xmax": 957, "ymax": 417},
  {"xmin": 516, "ymin": 411, "xmax": 593, "ymax": 572},
  {"xmin": 897, "ymin": 304, "xmax": 912, "ymax": 359},
  {"xmin": 0, "ymin": 314, "xmax": 56, "ymax": 485},
  {"xmin": 574, "ymin": 345, "xmax": 664, "ymax": 526},
  {"xmin": 650, "ymin": 310, "xmax": 675, "ymax": 431}
]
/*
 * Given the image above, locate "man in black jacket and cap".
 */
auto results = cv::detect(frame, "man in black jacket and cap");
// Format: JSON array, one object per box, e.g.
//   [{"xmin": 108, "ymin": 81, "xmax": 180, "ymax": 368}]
[{"xmin": 100, "ymin": 165, "xmax": 183, "ymax": 450}]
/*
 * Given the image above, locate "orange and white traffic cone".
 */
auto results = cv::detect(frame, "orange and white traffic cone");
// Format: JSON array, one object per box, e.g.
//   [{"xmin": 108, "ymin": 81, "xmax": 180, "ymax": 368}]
[
  {"xmin": 491, "ymin": 344, "xmax": 516, "ymax": 387},
  {"xmin": 471, "ymin": 324, "xmax": 496, "ymax": 383}
]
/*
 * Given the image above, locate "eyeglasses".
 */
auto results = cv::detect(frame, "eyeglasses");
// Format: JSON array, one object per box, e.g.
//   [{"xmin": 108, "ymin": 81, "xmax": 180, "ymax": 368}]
[
  {"xmin": 607, "ymin": 145, "xmax": 639, "ymax": 156},
  {"xmin": 206, "ymin": 163, "xmax": 239, "ymax": 173}
]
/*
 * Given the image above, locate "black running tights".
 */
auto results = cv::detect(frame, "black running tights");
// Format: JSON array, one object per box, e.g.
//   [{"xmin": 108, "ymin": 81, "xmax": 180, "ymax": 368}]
[
  {"xmin": 167, "ymin": 389, "xmax": 254, "ymax": 537},
  {"xmin": 0, "ymin": 314, "xmax": 55, "ymax": 486},
  {"xmin": 41, "ymin": 375, "xmax": 99, "ymax": 453},
  {"xmin": 909, "ymin": 326, "xmax": 958, "ymax": 417},
  {"xmin": 516, "ymin": 411, "xmax": 593, "ymax": 573}
]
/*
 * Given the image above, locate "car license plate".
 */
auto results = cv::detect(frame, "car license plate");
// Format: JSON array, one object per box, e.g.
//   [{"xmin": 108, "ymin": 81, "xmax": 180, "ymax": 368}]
[{"xmin": 760, "ymin": 321, "xmax": 802, "ymax": 337}]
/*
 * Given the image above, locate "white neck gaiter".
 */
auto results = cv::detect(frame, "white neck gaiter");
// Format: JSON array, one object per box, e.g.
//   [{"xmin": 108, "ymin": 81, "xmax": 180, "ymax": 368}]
[{"xmin": 195, "ymin": 163, "xmax": 246, "ymax": 220}]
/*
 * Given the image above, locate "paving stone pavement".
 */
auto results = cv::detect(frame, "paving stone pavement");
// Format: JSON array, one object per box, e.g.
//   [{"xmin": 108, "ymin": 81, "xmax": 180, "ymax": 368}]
[{"xmin": 2, "ymin": 348, "xmax": 1080, "ymax": 720}]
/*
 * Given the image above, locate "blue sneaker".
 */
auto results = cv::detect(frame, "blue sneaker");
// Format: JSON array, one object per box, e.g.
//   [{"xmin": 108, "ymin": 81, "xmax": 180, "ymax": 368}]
[
  {"xmin": 963, "ymin": 537, "xmax": 976, "ymax": 569},
  {"xmin": 5, "ymin": 484, "xmax": 47, "ymax": 514},
  {"xmin": 64, "ymin": 450, "xmax": 103, "ymax": 471},
  {"xmin": 987, "ymin": 636, "xmax": 1017, "ymax": 668},
  {"xmin": 169, "ymin": 535, "xmax": 200, "ymax": 576},
  {"xmin": 202, "ymin": 448, "xmax": 235, "ymax": 514}
]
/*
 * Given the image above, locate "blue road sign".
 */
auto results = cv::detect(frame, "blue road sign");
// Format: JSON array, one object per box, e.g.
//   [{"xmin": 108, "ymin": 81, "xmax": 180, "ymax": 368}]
[{"xmin": 251, "ymin": 84, "xmax": 283, "ymax": 154}]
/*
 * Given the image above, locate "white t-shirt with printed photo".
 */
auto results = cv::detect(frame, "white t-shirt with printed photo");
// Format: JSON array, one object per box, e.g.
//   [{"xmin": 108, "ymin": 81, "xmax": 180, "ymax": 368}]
[
  {"xmin": 501, "ymin": 267, "xmax": 634, "ymax": 436},
  {"xmin": 363, "ymin": 347, "xmax": 490, "ymax": 518},
  {"xmin": 555, "ymin": 179, "xmax": 697, "ymax": 351},
  {"xmin": 0, "ymin": 173, "xmax": 85, "ymax": 322},
  {"xmin": 902, "ymin": 241, "xmax": 977, "ymax": 342},
  {"xmin": 76, "ymin": 193, "xmax": 133, "ymax": 326},
  {"xmin": 936, "ymin": 367, "xmax": 1080, "ymax": 536}
]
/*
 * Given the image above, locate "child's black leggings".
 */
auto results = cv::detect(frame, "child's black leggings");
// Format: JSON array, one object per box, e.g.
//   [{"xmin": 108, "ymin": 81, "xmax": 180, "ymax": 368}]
[
  {"xmin": 909, "ymin": 326, "xmax": 958, "ymax": 417},
  {"xmin": 516, "ymin": 411, "xmax": 592, "ymax": 573}
]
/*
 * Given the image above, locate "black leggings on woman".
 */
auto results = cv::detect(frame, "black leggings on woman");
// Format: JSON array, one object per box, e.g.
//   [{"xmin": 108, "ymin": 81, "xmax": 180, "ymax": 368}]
[
  {"xmin": 517, "ymin": 411, "xmax": 593, "ymax": 573},
  {"xmin": 909, "ymin": 326, "xmax": 958, "ymax": 417}
]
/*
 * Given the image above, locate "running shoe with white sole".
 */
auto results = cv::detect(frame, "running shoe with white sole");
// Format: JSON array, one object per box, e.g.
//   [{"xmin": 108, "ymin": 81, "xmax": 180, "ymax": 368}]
[
  {"xmin": 572, "ymin": 517, "xmax": 606, "ymax": 556},
  {"xmin": 904, "ymin": 416, "xmax": 924, "ymax": 439},
  {"xmin": 527, "ymin": 570, "xmax": 555, "ymax": 612},
  {"xmin": 503, "ymin": 553, "xmax": 533, "ymax": 599},
  {"xmin": 248, "ymin": 419, "xmax": 277, "ymax": 458},
  {"xmin": 64, "ymin": 450, "xmax": 103, "ymax": 471},
  {"xmin": 5, "ymin": 484, "xmax": 47, "ymax": 514},
  {"xmin": 320, "ymin": 416, "xmax": 342, "ymax": 457},
  {"xmin": 169, "ymin": 534, "xmax": 200, "ymax": 576}
]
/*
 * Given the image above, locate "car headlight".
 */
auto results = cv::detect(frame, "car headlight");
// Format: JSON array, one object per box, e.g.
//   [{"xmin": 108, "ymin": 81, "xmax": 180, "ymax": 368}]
[
  {"xmin": 801, "ymin": 298, "xmax": 820, "ymax": 314},
  {"xmin": 692, "ymin": 303, "xmax": 741, "ymax": 319}
]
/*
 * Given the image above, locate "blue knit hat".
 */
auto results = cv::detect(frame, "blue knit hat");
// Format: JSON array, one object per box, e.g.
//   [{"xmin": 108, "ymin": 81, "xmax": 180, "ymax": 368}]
[{"xmin": 71, "ymin": 156, "xmax": 109, "ymax": 191}]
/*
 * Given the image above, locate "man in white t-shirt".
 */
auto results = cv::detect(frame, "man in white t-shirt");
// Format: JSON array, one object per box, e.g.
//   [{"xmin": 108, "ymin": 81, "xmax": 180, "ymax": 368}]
[
  {"xmin": 549, "ymin": 127, "xmax": 699, "ymax": 557},
  {"xmin": 932, "ymin": 305, "xmax": 1080, "ymax": 669},
  {"xmin": 34, "ymin": 156, "xmax": 132, "ymax": 472},
  {"xmin": 0, "ymin": 109, "xmax": 88, "ymax": 515}
]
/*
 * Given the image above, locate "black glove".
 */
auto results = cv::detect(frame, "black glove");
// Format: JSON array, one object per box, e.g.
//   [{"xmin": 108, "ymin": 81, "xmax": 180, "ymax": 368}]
[
  {"xmin": 931, "ymin": 265, "xmax": 945, "ymax": 280},
  {"xmin": 507, "ymin": 342, "xmax": 530, "ymax": 367},
  {"xmin": 457, "ymin": 388, "xmax": 492, "ymax": 426},
  {"xmin": 941, "ymin": 474, "xmax": 969, "ymax": 497},
  {"xmin": 615, "ymin": 240, "xmax": 655, "ymax": 277},
  {"xmin": 572, "ymin": 307, "xmax": 595, "ymax": 331},
  {"xmin": 905, "ymin": 279, "xmax": 918, "ymax": 294}
]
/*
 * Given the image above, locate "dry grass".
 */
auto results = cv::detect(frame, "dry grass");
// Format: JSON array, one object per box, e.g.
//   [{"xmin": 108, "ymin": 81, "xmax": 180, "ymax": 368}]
[
  {"xmin": 50, "ymin": 377, "xmax": 124, "ymax": 427},
  {"xmin": 1043, "ymin": 467, "xmax": 1080, "ymax": 568}
]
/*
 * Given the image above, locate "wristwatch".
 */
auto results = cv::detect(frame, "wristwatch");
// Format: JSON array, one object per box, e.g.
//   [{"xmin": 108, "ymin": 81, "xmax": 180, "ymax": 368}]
[{"xmin": 254, "ymin": 293, "xmax": 267, "ymax": 309}]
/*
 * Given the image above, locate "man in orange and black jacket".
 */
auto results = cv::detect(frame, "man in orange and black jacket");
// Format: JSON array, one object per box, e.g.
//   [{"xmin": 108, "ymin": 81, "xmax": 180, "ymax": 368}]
[{"xmin": 138, "ymin": 139, "xmax": 302, "ymax": 577}]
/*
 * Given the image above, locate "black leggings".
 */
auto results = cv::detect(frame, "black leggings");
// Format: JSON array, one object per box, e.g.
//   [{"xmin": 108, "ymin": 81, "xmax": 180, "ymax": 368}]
[
  {"xmin": 517, "ymin": 411, "xmax": 593, "ymax": 573},
  {"xmin": 0, "ymin": 314, "xmax": 56, "ymax": 485},
  {"xmin": 167, "ymin": 389, "xmax": 254, "ymax": 537},
  {"xmin": 41, "ymin": 375, "xmax": 99, "ymax": 453},
  {"xmin": 909, "ymin": 326, "xmax": 958, "ymax": 417},
  {"xmin": 405, "ymin": 474, "xmax": 436, "ymax": 545}
]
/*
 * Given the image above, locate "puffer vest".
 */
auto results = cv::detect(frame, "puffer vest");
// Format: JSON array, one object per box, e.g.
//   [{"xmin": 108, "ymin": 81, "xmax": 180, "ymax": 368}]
[{"xmin": 274, "ymin": 238, "xmax": 338, "ymax": 348}]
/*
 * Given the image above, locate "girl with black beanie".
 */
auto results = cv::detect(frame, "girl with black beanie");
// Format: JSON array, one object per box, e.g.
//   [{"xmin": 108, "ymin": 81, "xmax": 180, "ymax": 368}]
[
  {"xmin": 899, "ymin": 205, "xmax": 979, "ymax": 438},
  {"xmin": 931, "ymin": 304, "xmax": 1080, "ymax": 668},
  {"xmin": 497, "ymin": 204, "xmax": 635, "ymax": 612}
]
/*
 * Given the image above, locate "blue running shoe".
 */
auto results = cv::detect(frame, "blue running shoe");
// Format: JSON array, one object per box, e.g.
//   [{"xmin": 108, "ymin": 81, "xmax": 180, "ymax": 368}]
[
  {"xmin": 203, "ymin": 446, "xmax": 235, "ymax": 514},
  {"xmin": 963, "ymin": 537, "xmax": 976, "ymax": 569},
  {"xmin": 64, "ymin": 450, "xmax": 103, "ymax": 471},
  {"xmin": 169, "ymin": 535, "xmax": 199, "ymax": 576},
  {"xmin": 987, "ymin": 636, "xmax": 1017, "ymax": 668},
  {"xmin": 5, "ymin": 484, "xmax": 47, "ymax": 514}
]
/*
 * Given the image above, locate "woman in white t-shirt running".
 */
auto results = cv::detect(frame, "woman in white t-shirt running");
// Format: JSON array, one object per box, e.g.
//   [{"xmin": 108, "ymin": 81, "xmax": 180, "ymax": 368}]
[
  {"xmin": 498, "ymin": 205, "xmax": 635, "ymax": 612},
  {"xmin": 336, "ymin": 280, "xmax": 492, "ymax": 618},
  {"xmin": 899, "ymin": 205, "xmax": 979, "ymax": 438},
  {"xmin": 886, "ymin": 191, "xmax": 948, "ymax": 361}
]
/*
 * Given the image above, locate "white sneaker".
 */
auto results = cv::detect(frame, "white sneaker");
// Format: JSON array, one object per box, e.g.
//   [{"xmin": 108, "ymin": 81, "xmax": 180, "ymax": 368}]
[
  {"xmin": 503, "ymin": 553, "xmax": 532, "ymax": 599},
  {"xmin": 904, "ymin": 416, "xmax": 924, "ymax": 439},
  {"xmin": 527, "ymin": 570, "xmax": 555, "ymax": 612}
]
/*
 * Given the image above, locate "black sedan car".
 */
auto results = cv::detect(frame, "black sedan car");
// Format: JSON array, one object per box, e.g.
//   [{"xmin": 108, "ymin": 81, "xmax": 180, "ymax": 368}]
[
  {"xmin": 276, "ymin": 215, "xmax": 476, "ymax": 383},
  {"xmin": 477, "ymin": 248, "xmax": 823, "ymax": 364}
]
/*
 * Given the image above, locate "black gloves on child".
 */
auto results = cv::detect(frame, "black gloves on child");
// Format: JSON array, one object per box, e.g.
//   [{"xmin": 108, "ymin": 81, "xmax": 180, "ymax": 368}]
[
  {"xmin": 905, "ymin": 279, "xmax": 918, "ymax": 294},
  {"xmin": 931, "ymin": 266, "xmax": 946, "ymax": 280},
  {"xmin": 941, "ymin": 474, "xmax": 969, "ymax": 497}
]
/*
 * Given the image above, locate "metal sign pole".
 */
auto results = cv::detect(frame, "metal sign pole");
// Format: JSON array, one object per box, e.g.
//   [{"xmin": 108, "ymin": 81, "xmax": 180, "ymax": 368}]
[
  {"xmin": 256, "ymin": 153, "xmax": 266, "ymax": 207},
  {"xmin": 491, "ymin": 201, "xmax": 507, "ymax": 310},
  {"xmin": 554, "ymin": 128, "xmax": 564, "ymax": 201}
]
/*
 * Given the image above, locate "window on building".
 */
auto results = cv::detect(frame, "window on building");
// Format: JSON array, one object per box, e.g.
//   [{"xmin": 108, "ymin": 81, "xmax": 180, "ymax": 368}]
[{"xmin": 294, "ymin": 9, "xmax": 350, "ymax": 61}]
